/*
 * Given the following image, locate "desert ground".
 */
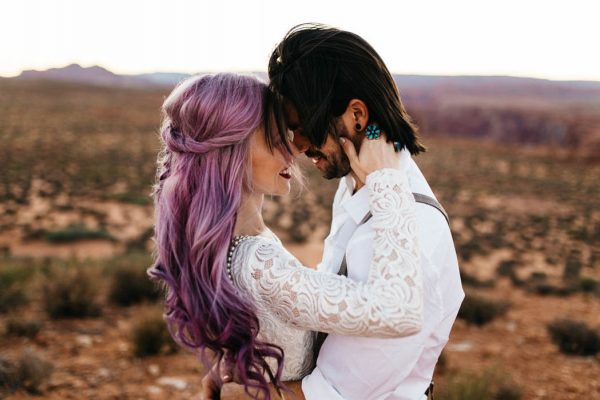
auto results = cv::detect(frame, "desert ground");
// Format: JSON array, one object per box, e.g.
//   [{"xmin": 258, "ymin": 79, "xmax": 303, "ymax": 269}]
[{"xmin": 0, "ymin": 78, "xmax": 599, "ymax": 399}]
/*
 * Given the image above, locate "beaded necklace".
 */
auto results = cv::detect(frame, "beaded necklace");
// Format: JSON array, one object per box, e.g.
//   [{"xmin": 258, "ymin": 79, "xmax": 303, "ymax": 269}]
[{"xmin": 226, "ymin": 235, "xmax": 252, "ymax": 281}]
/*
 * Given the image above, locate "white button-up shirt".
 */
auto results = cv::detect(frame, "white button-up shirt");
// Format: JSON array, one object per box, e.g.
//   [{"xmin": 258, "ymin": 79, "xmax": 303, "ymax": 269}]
[{"xmin": 302, "ymin": 150, "xmax": 465, "ymax": 400}]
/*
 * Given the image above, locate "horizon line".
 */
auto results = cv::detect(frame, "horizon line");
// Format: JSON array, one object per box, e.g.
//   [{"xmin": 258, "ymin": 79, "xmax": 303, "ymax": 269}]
[{"xmin": 2, "ymin": 62, "xmax": 600, "ymax": 84}]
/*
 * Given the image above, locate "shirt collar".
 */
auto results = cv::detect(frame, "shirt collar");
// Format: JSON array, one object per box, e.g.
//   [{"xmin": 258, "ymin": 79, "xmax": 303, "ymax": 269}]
[{"xmin": 341, "ymin": 177, "xmax": 370, "ymax": 224}]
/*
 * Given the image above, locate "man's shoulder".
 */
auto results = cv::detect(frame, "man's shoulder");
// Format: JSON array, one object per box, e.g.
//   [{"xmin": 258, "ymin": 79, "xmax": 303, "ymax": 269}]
[{"xmin": 407, "ymin": 158, "xmax": 436, "ymax": 197}]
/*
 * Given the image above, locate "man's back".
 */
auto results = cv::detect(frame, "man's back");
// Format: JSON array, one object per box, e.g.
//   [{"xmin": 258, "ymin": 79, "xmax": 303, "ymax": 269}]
[{"xmin": 303, "ymin": 152, "xmax": 464, "ymax": 400}]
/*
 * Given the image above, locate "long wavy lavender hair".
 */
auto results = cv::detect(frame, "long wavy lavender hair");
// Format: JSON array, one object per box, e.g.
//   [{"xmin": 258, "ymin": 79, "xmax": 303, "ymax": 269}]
[{"xmin": 147, "ymin": 73, "xmax": 287, "ymax": 398}]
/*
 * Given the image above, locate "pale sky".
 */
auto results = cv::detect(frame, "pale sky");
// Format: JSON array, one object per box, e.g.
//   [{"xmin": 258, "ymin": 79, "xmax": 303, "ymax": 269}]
[{"xmin": 2, "ymin": 0, "xmax": 599, "ymax": 81}]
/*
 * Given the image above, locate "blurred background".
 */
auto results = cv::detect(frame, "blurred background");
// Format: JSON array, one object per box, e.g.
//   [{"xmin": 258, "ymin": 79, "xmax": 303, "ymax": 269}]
[{"xmin": 0, "ymin": 1, "xmax": 599, "ymax": 399}]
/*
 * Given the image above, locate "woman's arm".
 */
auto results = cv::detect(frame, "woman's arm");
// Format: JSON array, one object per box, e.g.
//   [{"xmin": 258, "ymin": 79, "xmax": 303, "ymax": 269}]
[{"xmin": 233, "ymin": 167, "xmax": 422, "ymax": 338}]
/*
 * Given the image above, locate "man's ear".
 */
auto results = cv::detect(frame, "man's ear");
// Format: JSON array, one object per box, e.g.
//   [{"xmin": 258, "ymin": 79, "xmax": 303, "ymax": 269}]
[{"xmin": 342, "ymin": 99, "xmax": 369, "ymax": 133}]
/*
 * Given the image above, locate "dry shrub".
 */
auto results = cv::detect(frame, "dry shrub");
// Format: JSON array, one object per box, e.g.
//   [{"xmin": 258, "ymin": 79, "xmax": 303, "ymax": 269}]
[
  {"xmin": 0, "ymin": 265, "xmax": 31, "ymax": 313},
  {"xmin": 131, "ymin": 308, "xmax": 178, "ymax": 357},
  {"xmin": 547, "ymin": 319, "xmax": 600, "ymax": 356},
  {"xmin": 496, "ymin": 260, "xmax": 519, "ymax": 278},
  {"xmin": 460, "ymin": 271, "xmax": 495, "ymax": 288},
  {"xmin": 578, "ymin": 276, "xmax": 598, "ymax": 293},
  {"xmin": 42, "ymin": 266, "xmax": 102, "ymax": 319},
  {"xmin": 438, "ymin": 367, "xmax": 522, "ymax": 400},
  {"xmin": 4, "ymin": 317, "xmax": 43, "ymax": 339},
  {"xmin": 524, "ymin": 273, "xmax": 575, "ymax": 296},
  {"xmin": 0, "ymin": 348, "xmax": 53, "ymax": 395},
  {"xmin": 563, "ymin": 250, "xmax": 583, "ymax": 281},
  {"xmin": 458, "ymin": 293, "xmax": 510, "ymax": 326},
  {"xmin": 108, "ymin": 253, "xmax": 161, "ymax": 306}
]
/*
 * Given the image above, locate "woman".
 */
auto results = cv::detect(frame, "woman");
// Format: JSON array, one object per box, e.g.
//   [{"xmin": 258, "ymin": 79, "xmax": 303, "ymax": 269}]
[{"xmin": 147, "ymin": 73, "xmax": 423, "ymax": 399}]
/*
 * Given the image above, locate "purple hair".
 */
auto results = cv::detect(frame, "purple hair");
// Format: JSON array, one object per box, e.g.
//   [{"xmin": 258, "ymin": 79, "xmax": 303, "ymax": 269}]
[{"xmin": 147, "ymin": 73, "xmax": 286, "ymax": 398}]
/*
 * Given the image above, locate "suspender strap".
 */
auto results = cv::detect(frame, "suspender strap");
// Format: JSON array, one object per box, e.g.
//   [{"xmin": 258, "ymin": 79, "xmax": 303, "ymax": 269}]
[
  {"xmin": 412, "ymin": 193, "xmax": 449, "ymax": 226},
  {"xmin": 338, "ymin": 193, "xmax": 449, "ymax": 277}
]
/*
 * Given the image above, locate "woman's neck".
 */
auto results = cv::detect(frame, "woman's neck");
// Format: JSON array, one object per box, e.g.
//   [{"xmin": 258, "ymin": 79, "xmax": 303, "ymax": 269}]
[{"xmin": 234, "ymin": 191, "xmax": 267, "ymax": 237}]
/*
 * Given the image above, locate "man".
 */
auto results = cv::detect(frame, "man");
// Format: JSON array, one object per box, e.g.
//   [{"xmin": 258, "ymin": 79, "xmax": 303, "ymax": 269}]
[{"xmin": 267, "ymin": 24, "xmax": 464, "ymax": 400}]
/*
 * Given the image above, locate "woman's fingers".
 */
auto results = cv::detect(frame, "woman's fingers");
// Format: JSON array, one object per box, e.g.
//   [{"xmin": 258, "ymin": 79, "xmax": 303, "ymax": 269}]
[
  {"xmin": 339, "ymin": 137, "xmax": 366, "ymax": 183},
  {"xmin": 354, "ymin": 133, "xmax": 402, "ymax": 175},
  {"xmin": 200, "ymin": 372, "xmax": 222, "ymax": 400}
]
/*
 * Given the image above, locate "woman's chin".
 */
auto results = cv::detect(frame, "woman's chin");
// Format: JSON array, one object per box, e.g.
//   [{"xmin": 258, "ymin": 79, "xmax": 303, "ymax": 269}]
[{"xmin": 272, "ymin": 183, "xmax": 291, "ymax": 197}]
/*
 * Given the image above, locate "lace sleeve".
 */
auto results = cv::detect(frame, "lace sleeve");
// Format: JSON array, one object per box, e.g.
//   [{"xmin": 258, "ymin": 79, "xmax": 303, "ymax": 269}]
[{"xmin": 233, "ymin": 168, "xmax": 422, "ymax": 338}]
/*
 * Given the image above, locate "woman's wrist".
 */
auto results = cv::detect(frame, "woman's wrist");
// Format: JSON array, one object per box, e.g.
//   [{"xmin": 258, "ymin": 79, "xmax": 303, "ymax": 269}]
[{"xmin": 365, "ymin": 168, "xmax": 408, "ymax": 187}]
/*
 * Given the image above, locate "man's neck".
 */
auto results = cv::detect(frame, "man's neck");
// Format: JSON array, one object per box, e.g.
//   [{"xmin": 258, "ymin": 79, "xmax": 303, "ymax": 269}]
[{"xmin": 234, "ymin": 192, "xmax": 267, "ymax": 236}]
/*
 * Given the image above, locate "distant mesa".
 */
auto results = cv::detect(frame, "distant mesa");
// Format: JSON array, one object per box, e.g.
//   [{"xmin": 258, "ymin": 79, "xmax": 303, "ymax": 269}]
[
  {"xmin": 15, "ymin": 64, "xmax": 265, "ymax": 88},
  {"xmin": 18, "ymin": 63, "xmax": 161, "ymax": 88}
]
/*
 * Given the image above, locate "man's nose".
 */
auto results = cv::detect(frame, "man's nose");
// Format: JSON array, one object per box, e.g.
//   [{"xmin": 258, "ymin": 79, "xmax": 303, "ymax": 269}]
[{"xmin": 292, "ymin": 133, "xmax": 311, "ymax": 154}]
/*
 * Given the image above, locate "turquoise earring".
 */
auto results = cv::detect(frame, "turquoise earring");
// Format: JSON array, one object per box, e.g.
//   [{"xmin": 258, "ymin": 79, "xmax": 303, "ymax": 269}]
[{"xmin": 365, "ymin": 123, "xmax": 381, "ymax": 140}]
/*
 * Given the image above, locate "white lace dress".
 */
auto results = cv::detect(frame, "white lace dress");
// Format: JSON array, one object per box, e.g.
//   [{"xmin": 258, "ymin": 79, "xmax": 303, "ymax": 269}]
[{"xmin": 228, "ymin": 168, "xmax": 423, "ymax": 381}]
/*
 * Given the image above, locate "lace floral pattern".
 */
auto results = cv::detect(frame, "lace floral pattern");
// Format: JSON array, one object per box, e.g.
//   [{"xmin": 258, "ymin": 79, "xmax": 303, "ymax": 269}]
[{"xmin": 230, "ymin": 168, "xmax": 422, "ymax": 379}]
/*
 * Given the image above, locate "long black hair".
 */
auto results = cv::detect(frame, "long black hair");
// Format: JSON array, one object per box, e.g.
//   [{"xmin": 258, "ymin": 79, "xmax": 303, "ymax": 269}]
[{"xmin": 268, "ymin": 23, "xmax": 426, "ymax": 155}]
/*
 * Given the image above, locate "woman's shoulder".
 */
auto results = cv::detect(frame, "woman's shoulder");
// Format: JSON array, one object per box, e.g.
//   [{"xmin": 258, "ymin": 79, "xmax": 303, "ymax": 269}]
[
  {"xmin": 229, "ymin": 233, "xmax": 297, "ymax": 295},
  {"xmin": 230, "ymin": 233, "xmax": 289, "ymax": 272},
  {"xmin": 233, "ymin": 230, "xmax": 283, "ymax": 250}
]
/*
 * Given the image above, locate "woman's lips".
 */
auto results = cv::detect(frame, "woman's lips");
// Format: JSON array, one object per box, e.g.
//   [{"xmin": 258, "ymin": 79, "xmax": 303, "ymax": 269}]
[{"xmin": 279, "ymin": 167, "xmax": 291, "ymax": 179}]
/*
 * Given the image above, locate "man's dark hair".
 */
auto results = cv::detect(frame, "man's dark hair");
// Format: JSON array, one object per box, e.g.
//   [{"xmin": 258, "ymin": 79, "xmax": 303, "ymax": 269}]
[{"xmin": 268, "ymin": 23, "xmax": 426, "ymax": 155}]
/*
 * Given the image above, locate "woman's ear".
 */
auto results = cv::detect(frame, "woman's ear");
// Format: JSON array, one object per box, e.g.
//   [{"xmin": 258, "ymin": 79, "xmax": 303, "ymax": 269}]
[{"xmin": 343, "ymin": 99, "xmax": 369, "ymax": 132}]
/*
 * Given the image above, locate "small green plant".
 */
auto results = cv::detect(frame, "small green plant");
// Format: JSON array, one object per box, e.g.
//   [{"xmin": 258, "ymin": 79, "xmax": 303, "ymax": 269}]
[
  {"xmin": 131, "ymin": 310, "xmax": 178, "ymax": 357},
  {"xmin": 44, "ymin": 223, "xmax": 112, "ymax": 243},
  {"xmin": 547, "ymin": 319, "xmax": 600, "ymax": 356},
  {"xmin": 0, "ymin": 265, "xmax": 32, "ymax": 313},
  {"xmin": 0, "ymin": 348, "xmax": 53, "ymax": 395},
  {"xmin": 578, "ymin": 276, "xmax": 598, "ymax": 293},
  {"xmin": 42, "ymin": 267, "xmax": 102, "ymax": 319},
  {"xmin": 4, "ymin": 317, "xmax": 43, "ymax": 339},
  {"xmin": 108, "ymin": 192, "xmax": 152, "ymax": 205},
  {"xmin": 458, "ymin": 294, "xmax": 510, "ymax": 326},
  {"xmin": 438, "ymin": 367, "xmax": 521, "ymax": 400}
]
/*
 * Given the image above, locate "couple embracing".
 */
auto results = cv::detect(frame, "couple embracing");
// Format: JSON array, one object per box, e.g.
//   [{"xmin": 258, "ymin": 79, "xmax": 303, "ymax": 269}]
[{"xmin": 148, "ymin": 24, "xmax": 464, "ymax": 400}]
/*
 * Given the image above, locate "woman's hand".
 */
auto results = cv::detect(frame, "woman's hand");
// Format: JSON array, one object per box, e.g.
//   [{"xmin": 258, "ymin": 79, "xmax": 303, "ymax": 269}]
[
  {"xmin": 199, "ymin": 361, "xmax": 237, "ymax": 400},
  {"xmin": 339, "ymin": 134, "xmax": 402, "ymax": 185}
]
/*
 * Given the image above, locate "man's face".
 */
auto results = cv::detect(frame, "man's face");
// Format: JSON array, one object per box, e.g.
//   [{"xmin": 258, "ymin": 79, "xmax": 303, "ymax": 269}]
[{"xmin": 283, "ymin": 101, "xmax": 357, "ymax": 179}]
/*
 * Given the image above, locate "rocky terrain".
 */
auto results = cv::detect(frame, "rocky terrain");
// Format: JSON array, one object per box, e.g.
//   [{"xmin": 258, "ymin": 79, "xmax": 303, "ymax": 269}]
[{"xmin": 0, "ymin": 78, "xmax": 598, "ymax": 399}]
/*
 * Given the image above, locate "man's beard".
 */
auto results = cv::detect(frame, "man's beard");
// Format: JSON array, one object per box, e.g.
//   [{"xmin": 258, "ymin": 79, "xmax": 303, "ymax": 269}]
[
  {"xmin": 322, "ymin": 122, "xmax": 363, "ymax": 180},
  {"xmin": 322, "ymin": 151, "xmax": 350, "ymax": 179},
  {"xmin": 305, "ymin": 138, "xmax": 351, "ymax": 180}
]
